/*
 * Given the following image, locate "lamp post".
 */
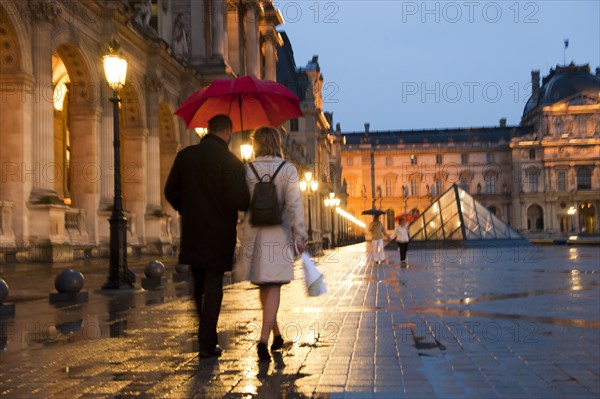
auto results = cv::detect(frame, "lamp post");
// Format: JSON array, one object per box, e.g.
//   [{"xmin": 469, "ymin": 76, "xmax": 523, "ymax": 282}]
[
  {"xmin": 324, "ymin": 193, "xmax": 340, "ymax": 247},
  {"xmin": 299, "ymin": 171, "xmax": 318, "ymax": 241},
  {"xmin": 102, "ymin": 42, "xmax": 135, "ymax": 289}
]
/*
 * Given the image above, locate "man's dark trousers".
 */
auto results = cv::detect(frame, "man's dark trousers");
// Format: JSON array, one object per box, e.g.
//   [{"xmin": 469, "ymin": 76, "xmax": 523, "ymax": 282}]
[{"xmin": 190, "ymin": 266, "xmax": 224, "ymax": 352}]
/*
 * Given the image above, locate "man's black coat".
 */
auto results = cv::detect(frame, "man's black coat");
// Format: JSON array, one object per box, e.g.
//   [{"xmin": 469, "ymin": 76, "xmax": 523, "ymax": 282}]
[{"xmin": 164, "ymin": 134, "xmax": 250, "ymax": 271}]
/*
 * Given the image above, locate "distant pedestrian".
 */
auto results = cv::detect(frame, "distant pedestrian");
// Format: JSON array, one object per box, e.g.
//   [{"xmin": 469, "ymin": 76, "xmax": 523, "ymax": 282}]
[
  {"xmin": 368, "ymin": 215, "xmax": 389, "ymax": 264},
  {"xmin": 390, "ymin": 216, "xmax": 410, "ymax": 266},
  {"xmin": 164, "ymin": 115, "xmax": 250, "ymax": 359},
  {"xmin": 235, "ymin": 127, "xmax": 307, "ymax": 362}
]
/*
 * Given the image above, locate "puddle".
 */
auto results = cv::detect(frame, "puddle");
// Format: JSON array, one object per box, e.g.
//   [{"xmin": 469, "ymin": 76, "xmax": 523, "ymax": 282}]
[
  {"xmin": 433, "ymin": 280, "xmax": 600, "ymax": 306},
  {"xmin": 411, "ymin": 307, "xmax": 600, "ymax": 329}
]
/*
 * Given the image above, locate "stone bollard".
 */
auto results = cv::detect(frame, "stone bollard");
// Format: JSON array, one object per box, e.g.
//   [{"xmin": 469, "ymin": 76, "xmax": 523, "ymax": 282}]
[
  {"xmin": 49, "ymin": 269, "xmax": 89, "ymax": 304},
  {"xmin": 0, "ymin": 278, "xmax": 15, "ymax": 318},
  {"xmin": 141, "ymin": 260, "xmax": 165, "ymax": 290},
  {"xmin": 173, "ymin": 263, "xmax": 191, "ymax": 282}
]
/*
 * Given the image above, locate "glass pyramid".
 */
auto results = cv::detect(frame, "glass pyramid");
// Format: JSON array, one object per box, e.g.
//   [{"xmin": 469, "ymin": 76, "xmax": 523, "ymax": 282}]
[{"xmin": 409, "ymin": 184, "xmax": 525, "ymax": 243}]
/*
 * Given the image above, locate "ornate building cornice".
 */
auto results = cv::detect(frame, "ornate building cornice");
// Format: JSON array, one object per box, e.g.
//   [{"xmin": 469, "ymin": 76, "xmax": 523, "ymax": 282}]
[
  {"xmin": 144, "ymin": 74, "xmax": 163, "ymax": 93},
  {"xmin": 227, "ymin": 0, "xmax": 240, "ymax": 12},
  {"xmin": 28, "ymin": 0, "xmax": 61, "ymax": 24},
  {"xmin": 242, "ymin": 0, "xmax": 260, "ymax": 13}
]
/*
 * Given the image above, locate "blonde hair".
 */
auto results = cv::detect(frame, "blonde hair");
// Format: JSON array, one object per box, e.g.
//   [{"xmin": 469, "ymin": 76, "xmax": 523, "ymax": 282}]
[{"xmin": 251, "ymin": 127, "xmax": 283, "ymax": 157}]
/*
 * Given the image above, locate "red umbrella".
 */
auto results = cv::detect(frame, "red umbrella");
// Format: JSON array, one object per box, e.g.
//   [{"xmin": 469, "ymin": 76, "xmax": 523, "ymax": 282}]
[{"xmin": 175, "ymin": 76, "xmax": 303, "ymax": 133}]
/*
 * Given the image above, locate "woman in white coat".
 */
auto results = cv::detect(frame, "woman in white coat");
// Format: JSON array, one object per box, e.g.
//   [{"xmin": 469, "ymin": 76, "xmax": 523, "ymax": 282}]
[{"xmin": 236, "ymin": 127, "xmax": 307, "ymax": 361}]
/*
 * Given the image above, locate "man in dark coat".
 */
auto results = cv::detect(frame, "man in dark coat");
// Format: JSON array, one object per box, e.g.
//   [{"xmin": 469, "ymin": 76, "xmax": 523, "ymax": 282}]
[{"xmin": 164, "ymin": 115, "xmax": 249, "ymax": 358}]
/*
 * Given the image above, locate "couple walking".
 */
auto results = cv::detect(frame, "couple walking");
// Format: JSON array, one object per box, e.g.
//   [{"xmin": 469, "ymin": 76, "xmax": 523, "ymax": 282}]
[
  {"xmin": 164, "ymin": 115, "xmax": 306, "ymax": 362},
  {"xmin": 368, "ymin": 215, "xmax": 410, "ymax": 265}
]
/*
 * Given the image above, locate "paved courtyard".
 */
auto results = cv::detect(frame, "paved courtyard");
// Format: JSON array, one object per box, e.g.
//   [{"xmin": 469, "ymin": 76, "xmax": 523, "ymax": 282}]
[{"xmin": 0, "ymin": 243, "xmax": 599, "ymax": 398}]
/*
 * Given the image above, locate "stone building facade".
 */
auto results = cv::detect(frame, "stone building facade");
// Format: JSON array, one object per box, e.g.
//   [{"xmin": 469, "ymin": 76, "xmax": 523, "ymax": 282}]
[
  {"xmin": 0, "ymin": 0, "xmax": 286, "ymax": 262},
  {"xmin": 512, "ymin": 64, "xmax": 600, "ymax": 237},
  {"xmin": 277, "ymin": 32, "xmax": 344, "ymax": 246},
  {"xmin": 341, "ymin": 64, "xmax": 600, "ymax": 240}
]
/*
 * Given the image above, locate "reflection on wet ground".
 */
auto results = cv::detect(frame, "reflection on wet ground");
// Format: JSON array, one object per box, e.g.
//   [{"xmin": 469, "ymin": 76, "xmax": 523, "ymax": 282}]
[{"xmin": 0, "ymin": 245, "xmax": 598, "ymax": 398}]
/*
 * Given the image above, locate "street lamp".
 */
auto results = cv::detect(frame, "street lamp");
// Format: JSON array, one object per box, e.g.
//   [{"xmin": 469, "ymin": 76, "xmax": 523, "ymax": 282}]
[
  {"xmin": 567, "ymin": 206, "xmax": 576, "ymax": 232},
  {"xmin": 324, "ymin": 193, "xmax": 340, "ymax": 247},
  {"xmin": 240, "ymin": 131, "xmax": 253, "ymax": 162},
  {"xmin": 102, "ymin": 42, "xmax": 135, "ymax": 289},
  {"xmin": 299, "ymin": 171, "xmax": 318, "ymax": 240}
]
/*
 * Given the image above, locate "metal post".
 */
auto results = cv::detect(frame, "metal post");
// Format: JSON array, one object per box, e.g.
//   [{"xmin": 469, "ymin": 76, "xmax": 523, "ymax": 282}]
[
  {"xmin": 330, "ymin": 207, "xmax": 335, "ymax": 248},
  {"xmin": 103, "ymin": 90, "xmax": 135, "ymax": 289},
  {"xmin": 307, "ymin": 195, "xmax": 313, "ymax": 241}
]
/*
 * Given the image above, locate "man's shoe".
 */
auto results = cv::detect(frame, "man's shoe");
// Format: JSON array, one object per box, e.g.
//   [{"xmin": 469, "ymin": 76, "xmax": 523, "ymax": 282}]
[{"xmin": 199, "ymin": 345, "xmax": 222, "ymax": 359}]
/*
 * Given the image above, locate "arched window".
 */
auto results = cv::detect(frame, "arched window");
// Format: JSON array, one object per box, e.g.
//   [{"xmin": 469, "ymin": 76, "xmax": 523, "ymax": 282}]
[
  {"xmin": 577, "ymin": 167, "xmax": 592, "ymax": 190},
  {"xmin": 460, "ymin": 177, "xmax": 470, "ymax": 193},
  {"xmin": 527, "ymin": 204, "xmax": 544, "ymax": 231},
  {"xmin": 346, "ymin": 178, "xmax": 357, "ymax": 197},
  {"xmin": 435, "ymin": 178, "xmax": 443, "ymax": 195},
  {"xmin": 384, "ymin": 177, "xmax": 395, "ymax": 197},
  {"xmin": 485, "ymin": 174, "xmax": 496, "ymax": 194},
  {"xmin": 410, "ymin": 178, "xmax": 419, "ymax": 196}
]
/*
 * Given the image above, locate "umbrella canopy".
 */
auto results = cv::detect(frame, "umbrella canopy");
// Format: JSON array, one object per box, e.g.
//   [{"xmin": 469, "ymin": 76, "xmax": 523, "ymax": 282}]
[
  {"xmin": 361, "ymin": 208, "xmax": 386, "ymax": 216},
  {"xmin": 174, "ymin": 76, "xmax": 303, "ymax": 133},
  {"xmin": 396, "ymin": 211, "xmax": 420, "ymax": 223}
]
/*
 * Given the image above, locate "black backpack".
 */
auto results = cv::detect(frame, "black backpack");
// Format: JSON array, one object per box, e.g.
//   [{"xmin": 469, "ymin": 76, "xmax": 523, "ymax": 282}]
[{"xmin": 248, "ymin": 161, "xmax": 286, "ymax": 226}]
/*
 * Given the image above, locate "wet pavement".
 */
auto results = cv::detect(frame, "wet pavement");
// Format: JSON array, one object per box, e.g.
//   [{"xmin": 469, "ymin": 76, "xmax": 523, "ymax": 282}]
[{"xmin": 0, "ymin": 244, "xmax": 599, "ymax": 398}]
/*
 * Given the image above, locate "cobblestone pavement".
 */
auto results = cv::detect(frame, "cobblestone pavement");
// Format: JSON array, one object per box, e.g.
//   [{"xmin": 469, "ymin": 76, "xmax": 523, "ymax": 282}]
[{"xmin": 0, "ymin": 244, "xmax": 599, "ymax": 398}]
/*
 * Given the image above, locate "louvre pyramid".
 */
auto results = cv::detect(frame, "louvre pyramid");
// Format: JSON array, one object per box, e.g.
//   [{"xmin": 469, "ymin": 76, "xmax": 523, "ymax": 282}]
[{"xmin": 409, "ymin": 184, "xmax": 527, "ymax": 244}]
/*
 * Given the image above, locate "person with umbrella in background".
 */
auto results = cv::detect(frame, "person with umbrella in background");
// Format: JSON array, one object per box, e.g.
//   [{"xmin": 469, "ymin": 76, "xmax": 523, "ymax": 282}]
[
  {"xmin": 367, "ymin": 214, "xmax": 389, "ymax": 265},
  {"xmin": 164, "ymin": 115, "xmax": 250, "ymax": 359}
]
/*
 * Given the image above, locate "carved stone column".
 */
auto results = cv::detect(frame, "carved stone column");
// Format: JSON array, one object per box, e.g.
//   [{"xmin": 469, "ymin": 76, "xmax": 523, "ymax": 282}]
[
  {"xmin": 68, "ymin": 103, "xmax": 102, "ymax": 244},
  {"xmin": 144, "ymin": 75, "xmax": 162, "ymax": 211},
  {"xmin": 211, "ymin": 0, "xmax": 225, "ymax": 61},
  {"xmin": 29, "ymin": 0, "xmax": 60, "ymax": 200},
  {"xmin": 263, "ymin": 31, "xmax": 277, "ymax": 81},
  {"xmin": 227, "ymin": 0, "xmax": 242, "ymax": 74},
  {"xmin": 190, "ymin": 0, "xmax": 207, "ymax": 64},
  {"xmin": 243, "ymin": 0, "xmax": 259, "ymax": 77}
]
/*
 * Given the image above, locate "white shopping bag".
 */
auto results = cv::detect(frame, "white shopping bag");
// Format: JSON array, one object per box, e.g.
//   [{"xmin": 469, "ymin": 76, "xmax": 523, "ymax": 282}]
[{"xmin": 301, "ymin": 252, "xmax": 327, "ymax": 296}]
